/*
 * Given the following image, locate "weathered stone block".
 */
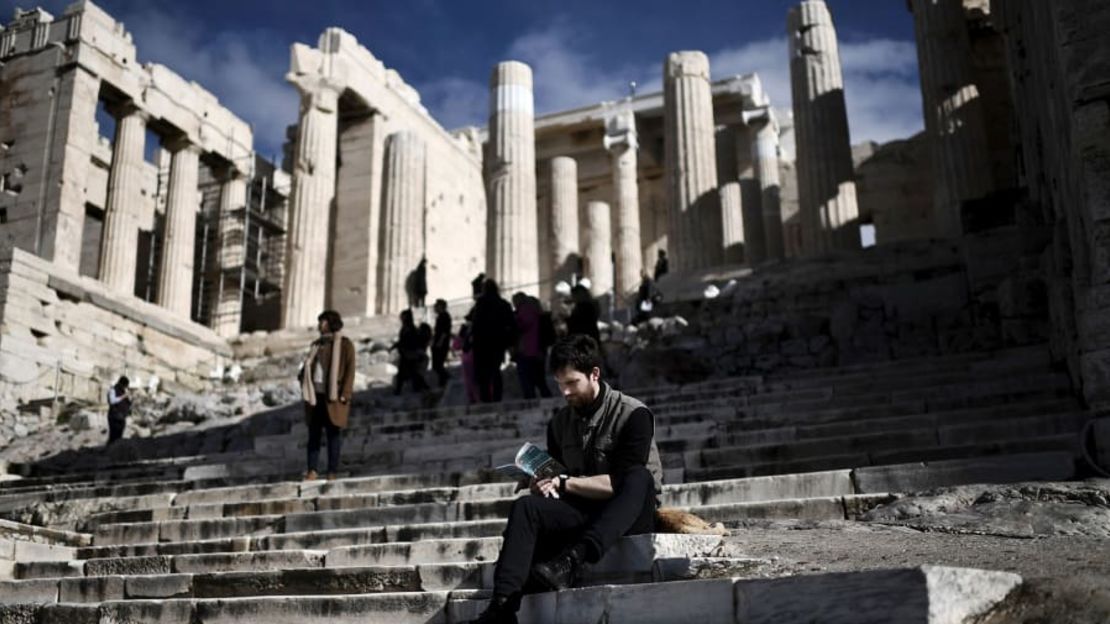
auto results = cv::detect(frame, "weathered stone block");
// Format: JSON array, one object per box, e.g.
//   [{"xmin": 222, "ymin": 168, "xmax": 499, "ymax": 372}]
[
  {"xmin": 58, "ymin": 576, "xmax": 125, "ymax": 603},
  {"xmin": 124, "ymin": 574, "xmax": 193, "ymax": 599}
]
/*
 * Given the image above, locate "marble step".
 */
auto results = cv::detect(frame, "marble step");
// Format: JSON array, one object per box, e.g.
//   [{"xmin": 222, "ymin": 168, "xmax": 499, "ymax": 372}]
[
  {"xmin": 84, "ymin": 468, "xmax": 851, "ymax": 535},
  {"xmin": 15, "ymin": 534, "xmax": 728, "ymax": 584},
  {"xmin": 684, "ymin": 414, "xmax": 1089, "ymax": 469},
  {"xmin": 684, "ymin": 436, "xmax": 1078, "ymax": 482},
  {"xmin": 0, "ymin": 565, "xmax": 1022, "ymax": 624}
]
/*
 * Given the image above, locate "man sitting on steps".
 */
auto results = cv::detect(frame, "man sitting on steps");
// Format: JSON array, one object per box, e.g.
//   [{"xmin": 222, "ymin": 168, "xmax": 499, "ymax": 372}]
[{"xmin": 466, "ymin": 335, "xmax": 663, "ymax": 624}]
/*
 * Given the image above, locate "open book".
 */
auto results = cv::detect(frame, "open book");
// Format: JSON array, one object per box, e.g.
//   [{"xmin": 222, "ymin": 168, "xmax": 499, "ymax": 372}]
[{"xmin": 494, "ymin": 442, "xmax": 567, "ymax": 481}]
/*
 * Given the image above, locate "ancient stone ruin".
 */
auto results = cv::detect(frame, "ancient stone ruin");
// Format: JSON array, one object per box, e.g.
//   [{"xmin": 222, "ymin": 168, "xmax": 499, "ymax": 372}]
[{"xmin": 0, "ymin": 0, "xmax": 1108, "ymax": 621}]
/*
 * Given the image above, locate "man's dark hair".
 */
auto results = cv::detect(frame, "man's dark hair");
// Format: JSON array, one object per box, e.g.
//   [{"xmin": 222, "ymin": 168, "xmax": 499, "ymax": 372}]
[
  {"xmin": 549, "ymin": 334, "xmax": 602, "ymax": 375},
  {"xmin": 318, "ymin": 309, "xmax": 343, "ymax": 331},
  {"xmin": 115, "ymin": 376, "xmax": 130, "ymax": 390}
]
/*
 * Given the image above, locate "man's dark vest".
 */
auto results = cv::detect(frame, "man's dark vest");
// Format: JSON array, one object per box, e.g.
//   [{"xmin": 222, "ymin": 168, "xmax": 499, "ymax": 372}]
[{"xmin": 549, "ymin": 384, "xmax": 664, "ymax": 493}]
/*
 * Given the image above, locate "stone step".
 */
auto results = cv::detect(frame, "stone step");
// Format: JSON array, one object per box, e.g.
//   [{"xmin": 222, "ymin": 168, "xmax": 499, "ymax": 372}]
[
  {"xmin": 684, "ymin": 435, "xmax": 1078, "ymax": 482},
  {"xmin": 79, "ymin": 483, "xmax": 519, "ymax": 532},
  {"xmin": 685, "ymin": 413, "xmax": 1089, "ymax": 470},
  {"xmin": 0, "ymin": 565, "xmax": 1022, "ymax": 624},
  {"xmin": 9, "ymin": 534, "xmax": 732, "ymax": 591},
  {"xmin": 73, "ymin": 470, "xmax": 856, "ymax": 559},
  {"xmin": 86, "ymin": 469, "xmax": 859, "ymax": 541},
  {"xmin": 719, "ymin": 397, "xmax": 1078, "ymax": 439}
]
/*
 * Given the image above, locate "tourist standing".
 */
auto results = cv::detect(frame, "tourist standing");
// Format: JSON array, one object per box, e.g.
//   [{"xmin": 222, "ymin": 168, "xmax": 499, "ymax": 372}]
[
  {"xmin": 106, "ymin": 376, "xmax": 131, "ymax": 445},
  {"xmin": 653, "ymin": 249, "xmax": 669, "ymax": 281},
  {"xmin": 298, "ymin": 310, "xmax": 356, "ymax": 481},
  {"xmin": 454, "ymin": 323, "xmax": 480, "ymax": 404},
  {"xmin": 566, "ymin": 284, "xmax": 601, "ymax": 344},
  {"xmin": 512, "ymin": 293, "xmax": 552, "ymax": 399},
  {"xmin": 391, "ymin": 309, "xmax": 430, "ymax": 394},
  {"xmin": 431, "ymin": 299, "xmax": 452, "ymax": 387},
  {"xmin": 469, "ymin": 279, "xmax": 516, "ymax": 403}
]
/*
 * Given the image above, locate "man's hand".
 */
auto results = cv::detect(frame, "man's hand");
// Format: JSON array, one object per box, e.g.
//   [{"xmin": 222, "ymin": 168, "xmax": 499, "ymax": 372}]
[{"xmin": 530, "ymin": 477, "xmax": 560, "ymax": 499}]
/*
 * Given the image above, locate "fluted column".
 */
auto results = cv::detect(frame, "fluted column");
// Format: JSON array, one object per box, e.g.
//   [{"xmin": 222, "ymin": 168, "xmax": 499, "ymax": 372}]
[
  {"xmin": 378, "ymin": 132, "xmax": 427, "ymax": 315},
  {"xmin": 281, "ymin": 80, "xmax": 341, "ymax": 328},
  {"xmin": 213, "ymin": 169, "xmax": 247, "ymax": 337},
  {"xmin": 788, "ymin": 0, "xmax": 861, "ymax": 256},
  {"xmin": 719, "ymin": 182, "xmax": 745, "ymax": 264},
  {"xmin": 547, "ymin": 156, "xmax": 580, "ymax": 296},
  {"xmin": 98, "ymin": 106, "xmax": 148, "ymax": 295},
  {"xmin": 487, "ymin": 61, "xmax": 538, "ymax": 293},
  {"xmin": 752, "ymin": 116, "xmax": 785, "ymax": 260},
  {"xmin": 664, "ymin": 51, "xmax": 721, "ymax": 272},
  {"xmin": 735, "ymin": 125, "xmax": 766, "ymax": 265},
  {"xmin": 581, "ymin": 200, "xmax": 613, "ymax": 296},
  {"xmin": 156, "ymin": 141, "xmax": 201, "ymax": 318},
  {"xmin": 909, "ymin": 0, "xmax": 993, "ymax": 237},
  {"xmin": 604, "ymin": 109, "xmax": 642, "ymax": 297}
]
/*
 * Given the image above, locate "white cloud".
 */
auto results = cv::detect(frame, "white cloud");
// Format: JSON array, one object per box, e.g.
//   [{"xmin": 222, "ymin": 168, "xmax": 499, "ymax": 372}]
[
  {"xmin": 417, "ymin": 77, "xmax": 489, "ymax": 132},
  {"xmin": 711, "ymin": 36, "xmax": 923, "ymax": 146},
  {"xmin": 116, "ymin": 6, "xmax": 298, "ymax": 159},
  {"xmin": 420, "ymin": 26, "xmax": 923, "ymax": 147}
]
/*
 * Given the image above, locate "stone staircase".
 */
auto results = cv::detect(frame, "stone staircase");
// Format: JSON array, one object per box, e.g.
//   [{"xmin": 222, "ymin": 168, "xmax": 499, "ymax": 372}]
[{"xmin": 0, "ymin": 344, "xmax": 1094, "ymax": 622}]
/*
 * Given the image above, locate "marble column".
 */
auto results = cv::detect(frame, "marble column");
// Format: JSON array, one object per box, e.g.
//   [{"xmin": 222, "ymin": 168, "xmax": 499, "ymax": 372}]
[
  {"xmin": 735, "ymin": 124, "xmax": 766, "ymax": 265},
  {"xmin": 330, "ymin": 112, "xmax": 385, "ymax": 318},
  {"xmin": 909, "ymin": 0, "xmax": 993, "ymax": 237},
  {"xmin": 98, "ymin": 106, "xmax": 147, "ymax": 295},
  {"xmin": 604, "ymin": 109, "xmax": 643, "ymax": 297},
  {"xmin": 752, "ymin": 116, "xmax": 785, "ymax": 260},
  {"xmin": 719, "ymin": 182, "xmax": 745, "ymax": 264},
  {"xmin": 664, "ymin": 51, "xmax": 721, "ymax": 272},
  {"xmin": 788, "ymin": 0, "xmax": 861, "ymax": 256},
  {"xmin": 581, "ymin": 200, "xmax": 613, "ymax": 296},
  {"xmin": 377, "ymin": 132, "xmax": 427, "ymax": 316},
  {"xmin": 547, "ymin": 156, "xmax": 580, "ymax": 295},
  {"xmin": 213, "ymin": 168, "xmax": 247, "ymax": 337},
  {"xmin": 156, "ymin": 140, "xmax": 201, "ymax": 318},
  {"xmin": 487, "ymin": 60, "xmax": 538, "ymax": 293},
  {"xmin": 281, "ymin": 79, "xmax": 341, "ymax": 328}
]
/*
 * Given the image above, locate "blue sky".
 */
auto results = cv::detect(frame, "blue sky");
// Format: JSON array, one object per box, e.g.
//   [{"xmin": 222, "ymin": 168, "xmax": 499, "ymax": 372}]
[{"xmin": 3, "ymin": 1, "xmax": 924, "ymax": 159}]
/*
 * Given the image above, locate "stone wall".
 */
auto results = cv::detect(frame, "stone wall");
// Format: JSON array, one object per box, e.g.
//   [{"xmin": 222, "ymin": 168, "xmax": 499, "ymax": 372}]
[
  {"xmin": 616, "ymin": 241, "xmax": 1047, "ymax": 386},
  {"xmin": 0, "ymin": 248, "xmax": 230, "ymax": 410},
  {"xmin": 853, "ymin": 134, "xmax": 935, "ymax": 245},
  {"xmin": 994, "ymin": 0, "xmax": 1110, "ymax": 407}
]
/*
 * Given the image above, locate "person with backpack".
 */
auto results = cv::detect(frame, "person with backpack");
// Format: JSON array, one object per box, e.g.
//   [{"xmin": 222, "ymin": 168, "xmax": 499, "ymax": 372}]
[{"xmin": 512, "ymin": 293, "xmax": 553, "ymax": 399}]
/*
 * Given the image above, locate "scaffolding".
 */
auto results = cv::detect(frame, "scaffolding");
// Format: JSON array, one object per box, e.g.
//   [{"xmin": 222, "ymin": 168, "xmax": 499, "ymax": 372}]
[{"xmin": 193, "ymin": 156, "xmax": 288, "ymax": 333}]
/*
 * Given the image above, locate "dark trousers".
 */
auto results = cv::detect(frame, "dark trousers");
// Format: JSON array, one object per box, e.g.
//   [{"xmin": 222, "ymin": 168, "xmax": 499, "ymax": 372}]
[
  {"xmin": 394, "ymin": 357, "xmax": 428, "ymax": 394},
  {"xmin": 306, "ymin": 401, "xmax": 342, "ymax": 474},
  {"xmin": 492, "ymin": 466, "xmax": 656, "ymax": 603},
  {"xmin": 516, "ymin": 355, "xmax": 551, "ymax": 399},
  {"xmin": 474, "ymin": 349, "xmax": 504, "ymax": 403},
  {"xmin": 432, "ymin": 346, "xmax": 449, "ymax": 386},
  {"xmin": 107, "ymin": 416, "xmax": 125, "ymax": 445}
]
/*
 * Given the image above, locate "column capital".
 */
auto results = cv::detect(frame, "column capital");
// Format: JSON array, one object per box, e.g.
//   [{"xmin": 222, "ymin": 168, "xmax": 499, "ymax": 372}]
[
  {"xmin": 107, "ymin": 100, "xmax": 151, "ymax": 123},
  {"xmin": 742, "ymin": 106, "xmax": 777, "ymax": 132},
  {"xmin": 603, "ymin": 108, "xmax": 638, "ymax": 153},
  {"xmin": 665, "ymin": 51, "xmax": 710, "ymax": 81},
  {"xmin": 288, "ymin": 73, "xmax": 345, "ymax": 111},
  {"xmin": 164, "ymin": 134, "xmax": 202, "ymax": 155}
]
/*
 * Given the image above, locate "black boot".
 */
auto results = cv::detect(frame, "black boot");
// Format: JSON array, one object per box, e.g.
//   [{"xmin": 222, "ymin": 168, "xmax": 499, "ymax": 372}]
[
  {"xmin": 465, "ymin": 594, "xmax": 519, "ymax": 624},
  {"xmin": 531, "ymin": 542, "xmax": 589, "ymax": 591}
]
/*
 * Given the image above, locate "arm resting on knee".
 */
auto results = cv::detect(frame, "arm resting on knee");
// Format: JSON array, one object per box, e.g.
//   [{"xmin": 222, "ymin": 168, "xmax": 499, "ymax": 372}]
[{"xmin": 566, "ymin": 474, "xmax": 614, "ymax": 500}]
